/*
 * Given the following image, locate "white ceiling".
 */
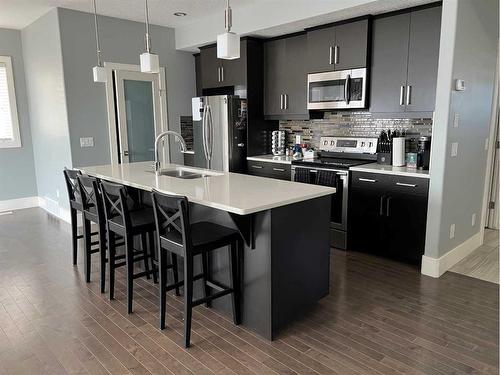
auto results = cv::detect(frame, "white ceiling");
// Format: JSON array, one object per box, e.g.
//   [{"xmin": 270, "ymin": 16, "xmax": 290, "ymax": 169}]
[{"xmin": 0, "ymin": 0, "xmax": 436, "ymax": 50}]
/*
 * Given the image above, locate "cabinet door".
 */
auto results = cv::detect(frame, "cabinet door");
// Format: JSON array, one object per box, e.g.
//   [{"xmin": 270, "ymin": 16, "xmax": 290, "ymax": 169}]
[
  {"xmin": 385, "ymin": 191, "xmax": 428, "ymax": 263},
  {"xmin": 221, "ymin": 42, "xmax": 247, "ymax": 86},
  {"xmin": 264, "ymin": 39, "xmax": 286, "ymax": 117},
  {"xmin": 284, "ymin": 34, "xmax": 308, "ymax": 117},
  {"xmin": 369, "ymin": 13, "xmax": 410, "ymax": 113},
  {"xmin": 334, "ymin": 19, "xmax": 369, "ymax": 70},
  {"xmin": 348, "ymin": 173, "xmax": 386, "ymax": 254},
  {"xmin": 306, "ymin": 26, "xmax": 335, "ymax": 73},
  {"xmin": 406, "ymin": 6, "xmax": 441, "ymax": 112},
  {"xmin": 201, "ymin": 46, "xmax": 221, "ymax": 89}
]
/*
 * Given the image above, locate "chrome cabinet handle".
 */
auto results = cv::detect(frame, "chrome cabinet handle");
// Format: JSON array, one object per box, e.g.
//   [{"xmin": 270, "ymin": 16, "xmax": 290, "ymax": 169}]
[
  {"xmin": 406, "ymin": 85, "xmax": 412, "ymax": 105},
  {"xmin": 399, "ymin": 85, "xmax": 405, "ymax": 105},
  {"xmin": 221, "ymin": 66, "xmax": 224, "ymax": 82},
  {"xmin": 273, "ymin": 167, "xmax": 285, "ymax": 172},
  {"xmin": 237, "ymin": 143, "xmax": 245, "ymax": 147},
  {"xmin": 386, "ymin": 196, "xmax": 392, "ymax": 217},
  {"xmin": 396, "ymin": 182, "xmax": 418, "ymax": 188},
  {"xmin": 334, "ymin": 45, "xmax": 339, "ymax": 64},
  {"xmin": 359, "ymin": 178, "xmax": 377, "ymax": 183},
  {"xmin": 280, "ymin": 94, "xmax": 284, "ymax": 110},
  {"xmin": 217, "ymin": 67, "xmax": 221, "ymax": 82},
  {"xmin": 345, "ymin": 75, "xmax": 350, "ymax": 104},
  {"xmin": 284, "ymin": 94, "xmax": 288, "ymax": 110},
  {"xmin": 329, "ymin": 46, "xmax": 333, "ymax": 65},
  {"xmin": 251, "ymin": 165, "xmax": 263, "ymax": 169},
  {"xmin": 379, "ymin": 195, "xmax": 385, "ymax": 216}
]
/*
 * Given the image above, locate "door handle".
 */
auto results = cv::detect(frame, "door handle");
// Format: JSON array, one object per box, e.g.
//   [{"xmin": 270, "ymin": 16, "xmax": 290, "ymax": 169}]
[
  {"xmin": 334, "ymin": 45, "xmax": 339, "ymax": 64},
  {"xmin": 251, "ymin": 165, "xmax": 263, "ymax": 169},
  {"xmin": 386, "ymin": 196, "xmax": 392, "ymax": 217},
  {"xmin": 379, "ymin": 195, "xmax": 385, "ymax": 216},
  {"xmin": 358, "ymin": 178, "xmax": 377, "ymax": 183},
  {"xmin": 329, "ymin": 46, "xmax": 333, "ymax": 65},
  {"xmin": 221, "ymin": 66, "xmax": 224, "ymax": 82},
  {"xmin": 396, "ymin": 182, "xmax": 418, "ymax": 188},
  {"xmin": 399, "ymin": 85, "xmax": 405, "ymax": 105},
  {"xmin": 406, "ymin": 85, "xmax": 412, "ymax": 105},
  {"xmin": 217, "ymin": 67, "xmax": 221, "ymax": 82},
  {"xmin": 284, "ymin": 94, "xmax": 288, "ymax": 110},
  {"xmin": 280, "ymin": 94, "xmax": 284, "ymax": 110},
  {"xmin": 273, "ymin": 168, "xmax": 285, "ymax": 172}
]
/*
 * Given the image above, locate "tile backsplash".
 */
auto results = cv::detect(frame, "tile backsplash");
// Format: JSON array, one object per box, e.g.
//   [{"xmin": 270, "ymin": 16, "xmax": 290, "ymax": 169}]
[{"xmin": 279, "ymin": 111, "xmax": 433, "ymax": 149}]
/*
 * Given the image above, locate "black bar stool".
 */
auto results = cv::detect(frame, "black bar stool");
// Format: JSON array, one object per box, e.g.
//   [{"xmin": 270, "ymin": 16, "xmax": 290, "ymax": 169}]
[
  {"xmin": 100, "ymin": 180, "xmax": 157, "ymax": 313},
  {"xmin": 63, "ymin": 168, "xmax": 98, "ymax": 265},
  {"xmin": 151, "ymin": 189, "xmax": 243, "ymax": 348}
]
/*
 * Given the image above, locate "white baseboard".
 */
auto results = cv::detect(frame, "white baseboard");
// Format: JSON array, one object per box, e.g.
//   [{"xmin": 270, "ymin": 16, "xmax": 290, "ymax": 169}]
[
  {"xmin": 421, "ymin": 231, "xmax": 483, "ymax": 278},
  {"xmin": 38, "ymin": 196, "xmax": 72, "ymax": 224},
  {"xmin": 0, "ymin": 196, "xmax": 39, "ymax": 212}
]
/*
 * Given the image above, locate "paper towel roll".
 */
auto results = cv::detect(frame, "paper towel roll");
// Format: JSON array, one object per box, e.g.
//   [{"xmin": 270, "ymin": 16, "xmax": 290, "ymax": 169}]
[{"xmin": 392, "ymin": 137, "xmax": 406, "ymax": 166}]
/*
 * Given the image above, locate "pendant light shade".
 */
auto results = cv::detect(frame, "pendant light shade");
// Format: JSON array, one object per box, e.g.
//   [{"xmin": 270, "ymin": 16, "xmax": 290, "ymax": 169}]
[
  {"xmin": 217, "ymin": 0, "xmax": 240, "ymax": 60},
  {"xmin": 140, "ymin": 0, "xmax": 160, "ymax": 73},
  {"xmin": 92, "ymin": 0, "xmax": 106, "ymax": 82}
]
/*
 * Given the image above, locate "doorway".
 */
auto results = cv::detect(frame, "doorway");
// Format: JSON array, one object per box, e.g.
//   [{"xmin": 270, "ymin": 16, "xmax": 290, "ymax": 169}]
[{"xmin": 103, "ymin": 63, "xmax": 169, "ymax": 165}]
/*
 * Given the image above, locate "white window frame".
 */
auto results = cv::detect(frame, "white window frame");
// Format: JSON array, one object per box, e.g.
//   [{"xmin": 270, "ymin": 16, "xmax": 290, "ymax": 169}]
[{"xmin": 0, "ymin": 56, "xmax": 21, "ymax": 148}]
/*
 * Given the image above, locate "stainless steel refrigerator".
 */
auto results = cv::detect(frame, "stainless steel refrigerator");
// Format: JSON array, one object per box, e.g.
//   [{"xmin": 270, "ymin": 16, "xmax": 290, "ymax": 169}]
[{"xmin": 191, "ymin": 95, "xmax": 247, "ymax": 172}]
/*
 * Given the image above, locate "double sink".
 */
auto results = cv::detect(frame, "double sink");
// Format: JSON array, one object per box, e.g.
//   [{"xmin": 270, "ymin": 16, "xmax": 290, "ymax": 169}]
[{"xmin": 151, "ymin": 166, "xmax": 223, "ymax": 180}]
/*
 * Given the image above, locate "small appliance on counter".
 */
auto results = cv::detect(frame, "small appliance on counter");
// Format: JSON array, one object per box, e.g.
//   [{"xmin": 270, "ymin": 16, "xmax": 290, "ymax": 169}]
[
  {"xmin": 417, "ymin": 136, "xmax": 431, "ymax": 170},
  {"xmin": 271, "ymin": 130, "xmax": 286, "ymax": 156}
]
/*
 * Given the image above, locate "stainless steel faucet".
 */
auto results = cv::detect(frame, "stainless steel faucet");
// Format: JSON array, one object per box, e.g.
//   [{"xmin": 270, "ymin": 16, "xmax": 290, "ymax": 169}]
[{"xmin": 154, "ymin": 131, "xmax": 187, "ymax": 173}]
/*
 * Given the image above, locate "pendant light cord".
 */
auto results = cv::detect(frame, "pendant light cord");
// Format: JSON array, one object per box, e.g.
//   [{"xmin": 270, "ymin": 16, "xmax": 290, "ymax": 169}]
[
  {"xmin": 93, "ymin": 0, "xmax": 102, "ymax": 66},
  {"xmin": 145, "ymin": 0, "xmax": 152, "ymax": 52}
]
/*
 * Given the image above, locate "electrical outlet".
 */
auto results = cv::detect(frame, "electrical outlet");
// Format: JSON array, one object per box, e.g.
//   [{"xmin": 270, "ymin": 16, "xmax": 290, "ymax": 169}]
[
  {"xmin": 453, "ymin": 113, "xmax": 460, "ymax": 128},
  {"xmin": 449, "ymin": 224, "xmax": 455, "ymax": 239},
  {"xmin": 451, "ymin": 142, "xmax": 459, "ymax": 157},
  {"xmin": 471, "ymin": 213, "xmax": 477, "ymax": 227},
  {"xmin": 80, "ymin": 137, "xmax": 94, "ymax": 148}
]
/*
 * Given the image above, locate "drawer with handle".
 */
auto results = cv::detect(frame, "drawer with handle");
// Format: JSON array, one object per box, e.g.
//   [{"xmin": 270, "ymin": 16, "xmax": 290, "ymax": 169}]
[
  {"xmin": 351, "ymin": 171, "xmax": 429, "ymax": 196},
  {"xmin": 247, "ymin": 160, "xmax": 291, "ymax": 181}
]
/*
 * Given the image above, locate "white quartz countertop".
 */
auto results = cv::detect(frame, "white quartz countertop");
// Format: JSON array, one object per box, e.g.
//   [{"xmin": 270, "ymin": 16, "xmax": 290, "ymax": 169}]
[
  {"xmin": 80, "ymin": 162, "xmax": 335, "ymax": 215},
  {"xmin": 247, "ymin": 154, "xmax": 301, "ymax": 165},
  {"xmin": 350, "ymin": 163, "xmax": 430, "ymax": 179}
]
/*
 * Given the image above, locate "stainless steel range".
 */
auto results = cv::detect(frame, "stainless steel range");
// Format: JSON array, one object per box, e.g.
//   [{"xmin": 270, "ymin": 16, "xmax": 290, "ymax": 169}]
[{"xmin": 291, "ymin": 136, "xmax": 378, "ymax": 249}]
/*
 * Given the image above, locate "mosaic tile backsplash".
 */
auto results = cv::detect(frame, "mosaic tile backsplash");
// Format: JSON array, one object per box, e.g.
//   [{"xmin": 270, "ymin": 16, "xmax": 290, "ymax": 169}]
[{"xmin": 280, "ymin": 111, "xmax": 433, "ymax": 149}]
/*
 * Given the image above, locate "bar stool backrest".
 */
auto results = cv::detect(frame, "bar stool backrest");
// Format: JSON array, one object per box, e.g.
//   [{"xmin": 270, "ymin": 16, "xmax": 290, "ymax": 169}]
[
  {"xmin": 151, "ymin": 189, "xmax": 192, "ymax": 256},
  {"xmin": 63, "ymin": 168, "xmax": 82, "ymax": 204},
  {"xmin": 77, "ymin": 175, "xmax": 104, "ymax": 221},
  {"xmin": 100, "ymin": 180, "xmax": 132, "ymax": 231}
]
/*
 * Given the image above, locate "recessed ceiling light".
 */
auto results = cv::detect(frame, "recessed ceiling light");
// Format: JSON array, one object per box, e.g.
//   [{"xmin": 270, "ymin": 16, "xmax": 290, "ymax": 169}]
[{"xmin": 174, "ymin": 12, "xmax": 187, "ymax": 17}]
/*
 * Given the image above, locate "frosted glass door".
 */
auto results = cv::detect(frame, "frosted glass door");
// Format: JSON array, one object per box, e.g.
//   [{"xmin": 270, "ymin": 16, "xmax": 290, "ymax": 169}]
[{"xmin": 114, "ymin": 70, "xmax": 164, "ymax": 164}]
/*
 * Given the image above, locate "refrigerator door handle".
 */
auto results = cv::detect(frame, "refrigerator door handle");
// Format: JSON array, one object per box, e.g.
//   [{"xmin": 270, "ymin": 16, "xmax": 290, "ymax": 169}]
[
  {"xmin": 202, "ymin": 104, "xmax": 209, "ymax": 161},
  {"xmin": 206, "ymin": 104, "xmax": 214, "ymax": 163}
]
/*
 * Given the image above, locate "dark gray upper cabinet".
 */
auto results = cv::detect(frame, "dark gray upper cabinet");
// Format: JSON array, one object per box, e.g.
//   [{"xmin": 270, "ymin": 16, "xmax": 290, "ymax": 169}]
[
  {"xmin": 370, "ymin": 5, "xmax": 441, "ymax": 114},
  {"xmin": 369, "ymin": 13, "xmax": 411, "ymax": 113},
  {"xmin": 406, "ymin": 6, "xmax": 442, "ymax": 112},
  {"xmin": 200, "ymin": 44, "xmax": 247, "ymax": 89},
  {"xmin": 306, "ymin": 19, "xmax": 369, "ymax": 73},
  {"xmin": 264, "ymin": 34, "xmax": 308, "ymax": 119}
]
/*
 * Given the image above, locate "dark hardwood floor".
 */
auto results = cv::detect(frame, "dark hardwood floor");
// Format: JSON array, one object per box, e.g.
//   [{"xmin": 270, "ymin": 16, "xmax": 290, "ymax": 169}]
[{"xmin": 0, "ymin": 208, "xmax": 498, "ymax": 375}]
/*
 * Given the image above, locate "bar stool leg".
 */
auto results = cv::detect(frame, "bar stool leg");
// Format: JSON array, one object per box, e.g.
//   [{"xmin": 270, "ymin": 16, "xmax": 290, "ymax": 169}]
[
  {"xmin": 108, "ymin": 230, "xmax": 116, "ymax": 300},
  {"xmin": 70, "ymin": 208, "xmax": 78, "ymax": 265},
  {"xmin": 83, "ymin": 217, "xmax": 92, "ymax": 283},
  {"xmin": 126, "ymin": 233, "xmax": 134, "ymax": 314},
  {"xmin": 171, "ymin": 253, "xmax": 180, "ymax": 296},
  {"xmin": 99, "ymin": 222, "xmax": 107, "ymax": 293},
  {"xmin": 184, "ymin": 255, "xmax": 194, "ymax": 348},
  {"xmin": 201, "ymin": 252, "xmax": 212, "ymax": 307},
  {"xmin": 159, "ymin": 248, "xmax": 167, "ymax": 330},
  {"xmin": 141, "ymin": 233, "xmax": 151, "ymax": 280},
  {"xmin": 148, "ymin": 231, "xmax": 158, "ymax": 284},
  {"xmin": 229, "ymin": 241, "xmax": 241, "ymax": 325}
]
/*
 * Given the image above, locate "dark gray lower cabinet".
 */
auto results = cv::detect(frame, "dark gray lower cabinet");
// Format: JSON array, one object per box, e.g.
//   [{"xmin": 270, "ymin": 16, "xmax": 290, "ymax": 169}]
[
  {"xmin": 348, "ymin": 171, "xmax": 429, "ymax": 263},
  {"xmin": 247, "ymin": 160, "xmax": 291, "ymax": 181}
]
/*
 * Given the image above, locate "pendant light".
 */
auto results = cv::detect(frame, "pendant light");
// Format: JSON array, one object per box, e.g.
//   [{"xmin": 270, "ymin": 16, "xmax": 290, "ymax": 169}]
[
  {"xmin": 140, "ymin": 0, "xmax": 160, "ymax": 73},
  {"xmin": 92, "ymin": 0, "xmax": 107, "ymax": 83},
  {"xmin": 217, "ymin": 0, "xmax": 240, "ymax": 60}
]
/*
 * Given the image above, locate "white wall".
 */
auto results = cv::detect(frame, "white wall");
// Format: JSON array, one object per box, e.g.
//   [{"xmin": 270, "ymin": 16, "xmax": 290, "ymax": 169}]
[{"xmin": 423, "ymin": 0, "xmax": 498, "ymax": 276}]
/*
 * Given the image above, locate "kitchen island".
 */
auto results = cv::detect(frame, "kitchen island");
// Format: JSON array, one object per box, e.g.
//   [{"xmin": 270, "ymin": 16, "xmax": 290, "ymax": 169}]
[{"xmin": 81, "ymin": 161, "xmax": 335, "ymax": 340}]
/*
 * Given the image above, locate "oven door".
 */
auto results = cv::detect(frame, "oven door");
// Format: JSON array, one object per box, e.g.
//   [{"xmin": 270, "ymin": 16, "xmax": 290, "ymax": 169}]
[
  {"xmin": 307, "ymin": 68, "xmax": 367, "ymax": 110},
  {"xmin": 291, "ymin": 166, "xmax": 348, "ymax": 231}
]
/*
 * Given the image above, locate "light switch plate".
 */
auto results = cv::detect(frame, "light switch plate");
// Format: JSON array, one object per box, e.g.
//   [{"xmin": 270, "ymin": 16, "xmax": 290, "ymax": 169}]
[
  {"xmin": 80, "ymin": 137, "xmax": 94, "ymax": 148},
  {"xmin": 451, "ymin": 142, "xmax": 459, "ymax": 157},
  {"xmin": 453, "ymin": 113, "xmax": 460, "ymax": 128},
  {"xmin": 449, "ymin": 224, "xmax": 455, "ymax": 239}
]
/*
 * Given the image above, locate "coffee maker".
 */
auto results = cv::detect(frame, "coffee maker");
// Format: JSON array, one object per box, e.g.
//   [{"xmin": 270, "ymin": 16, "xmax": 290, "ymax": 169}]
[{"xmin": 417, "ymin": 136, "xmax": 431, "ymax": 170}]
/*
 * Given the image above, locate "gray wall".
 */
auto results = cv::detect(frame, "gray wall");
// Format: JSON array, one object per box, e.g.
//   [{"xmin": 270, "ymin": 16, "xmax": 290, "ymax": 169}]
[
  {"xmin": 425, "ymin": 0, "xmax": 498, "ymax": 258},
  {"xmin": 22, "ymin": 8, "xmax": 73, "ymax": 211},
  {"xmin": 0, "ymin": 28, "xmax": 37, "ymax": 201},
  {"xmin": 57, "ymin": 8, "xmax": 196, "ymax": 167}
]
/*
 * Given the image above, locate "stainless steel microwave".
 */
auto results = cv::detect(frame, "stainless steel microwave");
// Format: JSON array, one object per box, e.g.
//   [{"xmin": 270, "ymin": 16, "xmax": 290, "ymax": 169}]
[{"xmin": 307, "ymin": 68, "xmax": 367, "ymax": 110}]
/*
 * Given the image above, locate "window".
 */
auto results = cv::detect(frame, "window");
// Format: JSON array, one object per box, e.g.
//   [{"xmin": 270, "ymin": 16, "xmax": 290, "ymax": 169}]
[{"xmin": 0, "ymin": 56, "xmax": 21, "ymax": 148}]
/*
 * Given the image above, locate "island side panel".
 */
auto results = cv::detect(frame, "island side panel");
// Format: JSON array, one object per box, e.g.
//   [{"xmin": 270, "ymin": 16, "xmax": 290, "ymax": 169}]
[{"xmin": 270, "ymin": 195, "xmax": 331, "ymax": 339}]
